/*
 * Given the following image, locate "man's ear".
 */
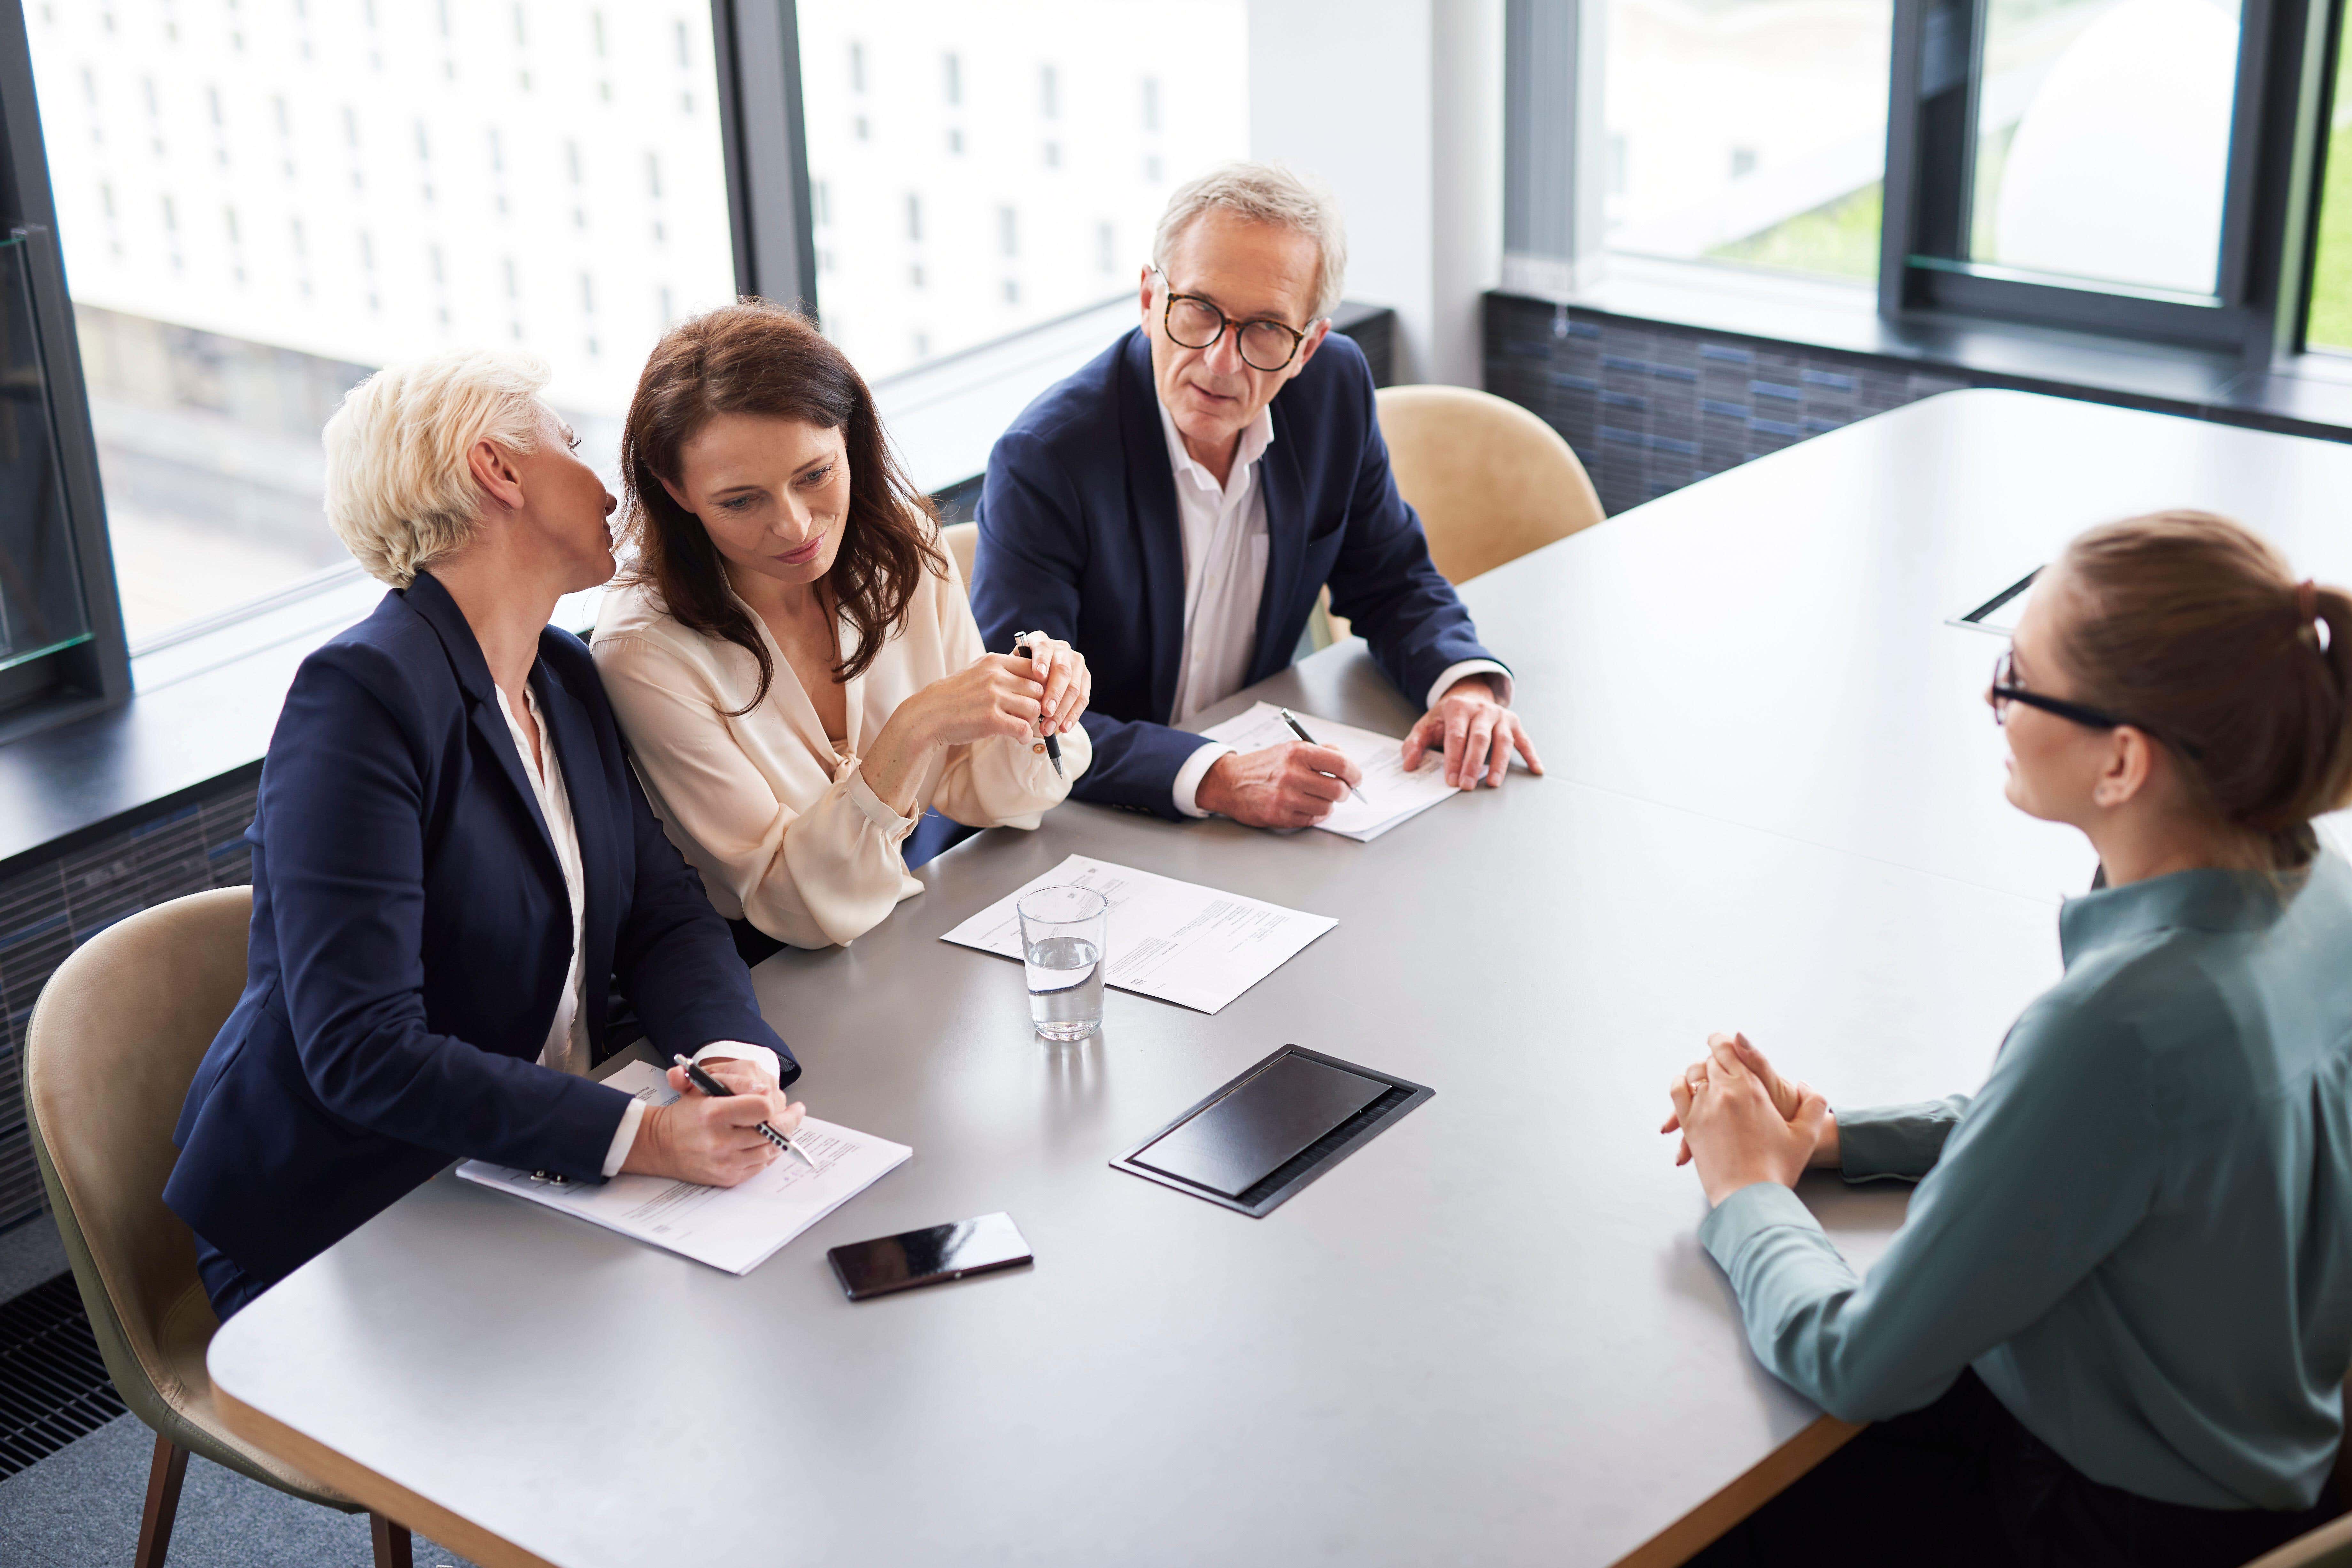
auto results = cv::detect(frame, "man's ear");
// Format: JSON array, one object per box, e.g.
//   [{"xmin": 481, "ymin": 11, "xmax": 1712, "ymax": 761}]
[
  {"xmin": 1290, "ymin": 317, "xmax": 1334, "ymax": 376},
  {"xmin": 2092, "ymin": 726, "xmax": 2155, "ymax": 810},
  {"xmin": 467, "ymin": 438, "xmax": 526, "ymax": 515},
  {"xmin": 1138, "ymin": 265, "xmax": 1158, "ymax": 330}
]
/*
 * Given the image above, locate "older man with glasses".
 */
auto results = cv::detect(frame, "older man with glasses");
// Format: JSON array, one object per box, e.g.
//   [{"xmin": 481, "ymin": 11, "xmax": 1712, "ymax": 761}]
[{"xmin": 970, "ymin": 161, "xmax": 1542, "ymax": 829}]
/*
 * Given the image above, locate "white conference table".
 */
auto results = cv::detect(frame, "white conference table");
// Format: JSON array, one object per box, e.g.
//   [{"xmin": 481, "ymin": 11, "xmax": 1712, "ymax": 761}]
[{"xmin": 209, "ymin": 391, "xmax": 2352, "ymax": 1567}]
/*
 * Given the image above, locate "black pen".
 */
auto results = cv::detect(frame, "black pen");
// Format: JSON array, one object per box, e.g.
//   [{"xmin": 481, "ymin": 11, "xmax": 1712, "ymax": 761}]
[
  {"xmin": 1012, "ymin": 635, "xmax": 1065, "ymax": 778},
  {"xmin": 1277, "ymin": 707, "xmax": 1370, "ymax": 804},
  {"xmin": 672, "ymin": 1054, "xmax": 816, "ymax": 1169}
]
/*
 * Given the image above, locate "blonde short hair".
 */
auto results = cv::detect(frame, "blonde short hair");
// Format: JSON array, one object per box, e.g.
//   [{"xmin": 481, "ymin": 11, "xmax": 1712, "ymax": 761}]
[
  {"xmin": 1151, "ymin": 161, "xmax": 1349, "ymax": 321},
  {"xmin": 323, "ymin": 349, "xmax": 551, "ymax": 587}
]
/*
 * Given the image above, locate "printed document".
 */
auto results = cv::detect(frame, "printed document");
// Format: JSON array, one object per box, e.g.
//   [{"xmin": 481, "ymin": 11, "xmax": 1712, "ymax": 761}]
[
  {"xmin": 456, "ymin": 1061, "xmax": 910, "ymax": 1276},
  {"xmin": 1198, "ymin": 703, "xmax": 1458, "ymax": 841},
  {"xmin": 940, "ymin": 853, "xmax": 1337, "ymax": 1014}
]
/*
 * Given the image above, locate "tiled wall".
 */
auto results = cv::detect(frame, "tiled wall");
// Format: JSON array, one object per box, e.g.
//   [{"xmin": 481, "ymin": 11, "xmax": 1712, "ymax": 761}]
[
  {"xmin": 1483, "ymin": 295, "xmax": 1974, "ymax": 517},
  {"xmin": 0, "ymin": 777, "xmax": 259, "ymax": 1231}
]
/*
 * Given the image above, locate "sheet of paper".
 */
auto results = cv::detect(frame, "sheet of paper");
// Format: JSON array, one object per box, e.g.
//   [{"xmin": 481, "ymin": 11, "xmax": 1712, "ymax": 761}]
[
  {"xmin": 1198, "ymin": 702, "xmax": 1459, "ymax": 841},
  {"xmin": 938, "ymin": 853, "xmax": 1336, "ymax": 1014},
  {"xmin": 456, "ymin": 1061, "xmax": 910, "ymax": 1276}
]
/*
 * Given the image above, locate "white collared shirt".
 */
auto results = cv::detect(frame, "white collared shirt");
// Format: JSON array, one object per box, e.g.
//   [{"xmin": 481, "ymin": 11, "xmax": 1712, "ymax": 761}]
[
  {"xmin": 493, "ymin": 682, "xmax": 780, "ymax": 1178},
  {"xmin": 1153, "ymin": 398, "xmax": 1513, "ymax": 817}
]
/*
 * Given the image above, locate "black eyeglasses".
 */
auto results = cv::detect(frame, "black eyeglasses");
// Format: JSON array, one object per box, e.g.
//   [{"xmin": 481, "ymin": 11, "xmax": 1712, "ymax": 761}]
[
  {"xmin": 1988, "ymin": 651, "xmax": 2202, "ymax": 760},
  {"xmin": 1150, "ymin": 266, "xmax": 1311, "ymax": 372}
]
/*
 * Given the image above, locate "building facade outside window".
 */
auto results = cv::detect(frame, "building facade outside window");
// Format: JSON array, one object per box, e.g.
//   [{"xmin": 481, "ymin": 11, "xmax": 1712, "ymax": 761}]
[
  {"xmin": 796, "ymin": 0, "xmax": 1248, "ymax": 383},
  {"xmin": 1601, "ymin": 0, "xmax": 1894, "ymax": 282},
  {"xmin": 25, "ymin": 0, "xmax": 738, "ymax": 647}
]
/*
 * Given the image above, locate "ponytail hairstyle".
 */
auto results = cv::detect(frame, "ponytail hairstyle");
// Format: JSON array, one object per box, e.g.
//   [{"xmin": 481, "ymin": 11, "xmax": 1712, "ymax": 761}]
[
  {"xmin": 619, "ymin": 299, "xmax": 946, "ymax": 714},
  {"xmin": 2054, "ymin": 510, "xmax": 2352, "ymax": 869}
]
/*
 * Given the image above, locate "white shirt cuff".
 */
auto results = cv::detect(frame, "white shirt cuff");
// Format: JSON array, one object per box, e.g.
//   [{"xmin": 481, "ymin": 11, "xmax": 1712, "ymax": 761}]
[
  {"xmin": 600, "ymin": 1096, "xmax": 648, "ymax": 1178},
  {"xmin": 695, "ymin": 1041, "xmax": 783, "ymax": 1081},
  {"xmin": 599, "ymin": 1042, "xmax": 782, "ymax": 1178},
  {"xmin": 1171, "ymin": 741, "xmax": 1236, "ymax": 818},
  {"xmin": 843, "ymin": 761, "xmax": 921, "ymax": 840},
  {"xmin": 1426, "ymin": 660, "xmax": 1513, "ymax": 712}
]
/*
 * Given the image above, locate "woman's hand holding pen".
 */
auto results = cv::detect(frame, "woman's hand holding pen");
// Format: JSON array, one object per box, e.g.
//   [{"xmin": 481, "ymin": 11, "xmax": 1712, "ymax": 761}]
[
  {"xmin": 861, "ymin": 637, "xmax": 1092, "ymax": 812},
  {"xmin": 1660, "ymin": 1032, "xmax": 1839, "ymax": 1206},
  {"xmin": 623, "ymin": 1063, "xmax": 804, "ymax": 1188}
]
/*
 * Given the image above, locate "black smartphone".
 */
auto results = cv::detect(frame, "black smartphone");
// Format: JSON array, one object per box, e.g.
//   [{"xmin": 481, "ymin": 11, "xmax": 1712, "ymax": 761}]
[{"xmin": 827, "ymin": 1212, "xmax": 1032, "ymax": 1301}]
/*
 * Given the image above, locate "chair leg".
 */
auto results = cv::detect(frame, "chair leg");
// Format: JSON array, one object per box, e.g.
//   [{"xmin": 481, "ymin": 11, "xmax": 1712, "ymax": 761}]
[
  {"xmin": 134, "ymin": 1434, "xmax": 189, "ymax": 1568},
  {"xmin": 369, "ymin": 1512, "xmax": 413, "ymax": 1568}
]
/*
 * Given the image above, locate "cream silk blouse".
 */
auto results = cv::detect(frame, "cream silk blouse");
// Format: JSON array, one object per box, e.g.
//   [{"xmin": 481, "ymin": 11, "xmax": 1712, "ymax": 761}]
[{"xmin": 590, "ymin": 555, "xmax": 1089, "ymax": 950}]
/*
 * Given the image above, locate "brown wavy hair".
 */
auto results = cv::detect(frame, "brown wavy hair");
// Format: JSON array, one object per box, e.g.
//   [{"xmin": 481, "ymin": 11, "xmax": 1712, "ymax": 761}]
[
  {"xmin": 2056, "ymin": 510, "xmax": 2352, "ymax": 869},
  {"xmin": 619, "ymin": 299, "xmax": 945, "ymax": 713}
]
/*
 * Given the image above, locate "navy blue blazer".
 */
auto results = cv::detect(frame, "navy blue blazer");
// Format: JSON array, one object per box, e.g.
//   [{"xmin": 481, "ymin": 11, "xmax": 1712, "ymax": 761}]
[
  {"xmin": 970, "ymin": 327, "xmax": 1499, "ymax": 817},
  {"xmin": 166, "ymin": 572, "xmax": 793, "ymax": 1284}
]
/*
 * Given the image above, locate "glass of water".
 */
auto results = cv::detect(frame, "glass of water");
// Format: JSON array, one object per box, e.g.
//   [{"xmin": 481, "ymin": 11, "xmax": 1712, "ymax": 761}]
[{"xmin": 1017, "ymin": 884, "xmax": 1107, "ymax": 1041}]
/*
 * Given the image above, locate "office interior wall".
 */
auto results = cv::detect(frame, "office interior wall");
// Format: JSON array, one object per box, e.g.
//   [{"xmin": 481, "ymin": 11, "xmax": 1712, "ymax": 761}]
[{"xmin": 1247, "ymin": 0, "xmax": 1503, "ymax": 386}]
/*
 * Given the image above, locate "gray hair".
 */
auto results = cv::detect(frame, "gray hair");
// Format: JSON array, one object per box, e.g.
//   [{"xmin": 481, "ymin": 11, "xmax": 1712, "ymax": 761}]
[{"xmin": 1150, "ymin": 161, "xmax": 1348, "ymax": 321}]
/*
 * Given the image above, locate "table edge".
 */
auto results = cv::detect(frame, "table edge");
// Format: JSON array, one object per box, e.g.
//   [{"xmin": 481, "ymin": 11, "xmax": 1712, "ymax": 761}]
[
  {"xmin": 1610, "ymin": 1412, "xmax": 1866, "ymax": 1568},
  {"xmin": 213, "ymin": 1379, "xmax": 559, "ymax": 1568}
]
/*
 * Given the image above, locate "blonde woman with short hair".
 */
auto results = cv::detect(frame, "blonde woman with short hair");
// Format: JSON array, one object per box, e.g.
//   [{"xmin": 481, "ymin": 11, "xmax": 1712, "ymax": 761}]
[{"xmin": 165, "ymin": 349, "xmax": 803, "ymax": 1321}]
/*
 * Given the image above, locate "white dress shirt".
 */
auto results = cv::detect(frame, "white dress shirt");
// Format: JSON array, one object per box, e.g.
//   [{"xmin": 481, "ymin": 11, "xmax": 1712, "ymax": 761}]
[
  {"xmin": 493, "ymin": 683, "xmax": 780, "ymax": 1179},
  {"xmin": 1153, "ymin": 399, "xmax": 1512, "ymax": 817}
]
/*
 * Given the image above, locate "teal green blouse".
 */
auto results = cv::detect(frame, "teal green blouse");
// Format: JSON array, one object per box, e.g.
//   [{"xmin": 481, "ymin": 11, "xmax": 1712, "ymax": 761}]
[{"xmin": 1700, "ymin": 853, "xmax": 2352, "ymax": 1510}]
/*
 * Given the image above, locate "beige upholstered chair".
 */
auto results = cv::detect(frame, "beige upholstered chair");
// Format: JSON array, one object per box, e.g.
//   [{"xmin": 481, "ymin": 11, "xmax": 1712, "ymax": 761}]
[
  {"xmin": 2247, "ymin": 1512, "xmax": 2352, "ymax": 1568},
  {"xmin": 1375, "ymin": 383, "xmax": 1603, "ymax": 584},
  {"xmin": 942, "ymin": 520, "xmax": 980, "ymax": 588},
  {"xmin": 24, "ymin": 887, "xmax": 414, "ymax": 1568}
]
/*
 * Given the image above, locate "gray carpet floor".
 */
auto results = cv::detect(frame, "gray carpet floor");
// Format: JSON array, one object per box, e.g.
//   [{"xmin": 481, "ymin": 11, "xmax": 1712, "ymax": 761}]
[
  {"xmin": 0, "ymin": 1411, "xmax": 484, "ymax": 1567},
  {"xmin": 0, "ymin": 1218, "xmax": 480, "ymax": 1566}
]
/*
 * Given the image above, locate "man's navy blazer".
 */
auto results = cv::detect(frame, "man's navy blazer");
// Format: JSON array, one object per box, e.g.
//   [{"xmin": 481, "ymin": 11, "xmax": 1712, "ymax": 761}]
[
  {"xmin": 165, "ymin": 571, "xmax": 793, "ymax": 1284},
  {"xmin": 970, "ymin": 327, "xmax": 1499, "ymax": 818}
]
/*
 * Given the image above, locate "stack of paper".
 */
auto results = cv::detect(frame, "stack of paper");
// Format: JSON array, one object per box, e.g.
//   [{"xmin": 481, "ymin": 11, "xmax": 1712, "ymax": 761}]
[
  {"xmin": 1197, "ymin": 703, "xmax": 1458, "ymax": 841},
  {"xmin": 457, "ymin": 1061, "xmax": 910, "ymax": 1275},
  {"xmin": 939, "ymin": 853, "xmax": 1336, "ymax": 1014}
]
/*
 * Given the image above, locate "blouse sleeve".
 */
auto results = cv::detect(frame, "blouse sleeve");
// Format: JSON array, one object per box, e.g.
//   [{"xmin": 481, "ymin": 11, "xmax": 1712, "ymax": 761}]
[
  {"xmin": 923, "ymin": 552, "xmax": 1092, "ymax": 830},
  {"xmin": 594, "ymin": 632, "xmax": 919, "ymax": 950}
]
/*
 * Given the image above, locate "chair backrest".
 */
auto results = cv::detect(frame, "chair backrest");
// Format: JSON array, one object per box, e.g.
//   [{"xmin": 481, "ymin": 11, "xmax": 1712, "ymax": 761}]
[
  {"xmin": 1375, "ymin": 384, "xmax": 1604, "ymax": 584},
  {"xmin": 23, "ymin": 888, "xmax": 253, "ymax": 1428},
  {"xmin": 942, "ymin": 521, "xmax": 980, "ymax": 588}
]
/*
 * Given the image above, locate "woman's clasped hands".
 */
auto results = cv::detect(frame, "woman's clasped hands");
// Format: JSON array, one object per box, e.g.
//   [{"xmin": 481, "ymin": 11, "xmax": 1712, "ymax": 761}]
[
  {"xmin": 623, "ymin": 1056, "xmax": 805, "ymax": 1187},
  {"xmin": 1660, "ymin": 1031, "xmax": 1840, "ymax": 1206}
]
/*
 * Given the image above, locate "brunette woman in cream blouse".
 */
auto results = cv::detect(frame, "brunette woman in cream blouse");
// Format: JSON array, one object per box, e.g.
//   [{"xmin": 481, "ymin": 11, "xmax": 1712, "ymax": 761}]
[{"xmin": 592, "ymin": 302, "xmax": 1092, "ymax": 957}]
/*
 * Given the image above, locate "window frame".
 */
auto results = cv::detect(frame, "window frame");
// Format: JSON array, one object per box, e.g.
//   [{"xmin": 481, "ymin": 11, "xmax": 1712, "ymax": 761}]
[
  {"xmin": 0, "ymin": 0, "xmax": 130, "ymax": 728},
  {"xmin": 1877, "ymin": 0, "xmax": 2338, "ymax": 358},
  {"xmin": 1501, "ymin": 0, "xmax": 2351, "ymax": 367}
]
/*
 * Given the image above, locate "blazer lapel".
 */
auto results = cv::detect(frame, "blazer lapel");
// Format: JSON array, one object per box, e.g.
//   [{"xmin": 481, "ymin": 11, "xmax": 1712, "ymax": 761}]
[
  {"xmin": 405, "ymin": 571, "xmax": 562, "ymax": 880},
  {"xmin": 1250, "ymin": 403, "xmax": 1306, "ymax": 686},
  {"xmin": 1118, "ymin": 330, "xmax": 1188, "ymax": 726}
]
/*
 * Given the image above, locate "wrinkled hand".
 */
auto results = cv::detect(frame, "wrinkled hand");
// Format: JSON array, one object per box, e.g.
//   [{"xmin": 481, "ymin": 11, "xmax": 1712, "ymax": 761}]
[
  {"xmin": 1401, "ymin": 677, "xmax": 1544, "ymax": 790},
  {"xmin": 1196, "ymin": 741, "xmax": 1361, "ymax": 829},
  {"xmin": 1665, "ymin": 1034, "xmax": 1830, "ymax": 1206},
  {"xmin": 624, "ymin": 1068, "xmax": 804, "ymax": 1188},
  {"xmin": 1015, "ymin": 633, "xmax": 1092, "ymax": 735}
]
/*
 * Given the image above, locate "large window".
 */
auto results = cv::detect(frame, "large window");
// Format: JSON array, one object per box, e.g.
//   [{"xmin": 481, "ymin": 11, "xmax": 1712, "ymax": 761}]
[
  {"xmin": 25, "ymin": 0, "xmax": 738, "ymax": 648},
  {"xmin": 1602, "ymin": 0, "xmax": 1894, "ymax": 282},
  {"xmin": 2301, "ymin": 12, "xmax": 2352, "ymax": 350},
  {"xmin": 794, "ymin": 0, "xmax": 1249, "ymax": 383},
  {"xmin": 1962, "ymin": 0, "xmax": 2241, "ymax": 297}
]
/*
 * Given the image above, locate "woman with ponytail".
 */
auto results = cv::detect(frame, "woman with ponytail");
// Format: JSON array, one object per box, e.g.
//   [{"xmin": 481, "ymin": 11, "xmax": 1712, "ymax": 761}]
[{"xmin": 1668, "ymin": 511, "xmax": 2352, "ymax": 1566}]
